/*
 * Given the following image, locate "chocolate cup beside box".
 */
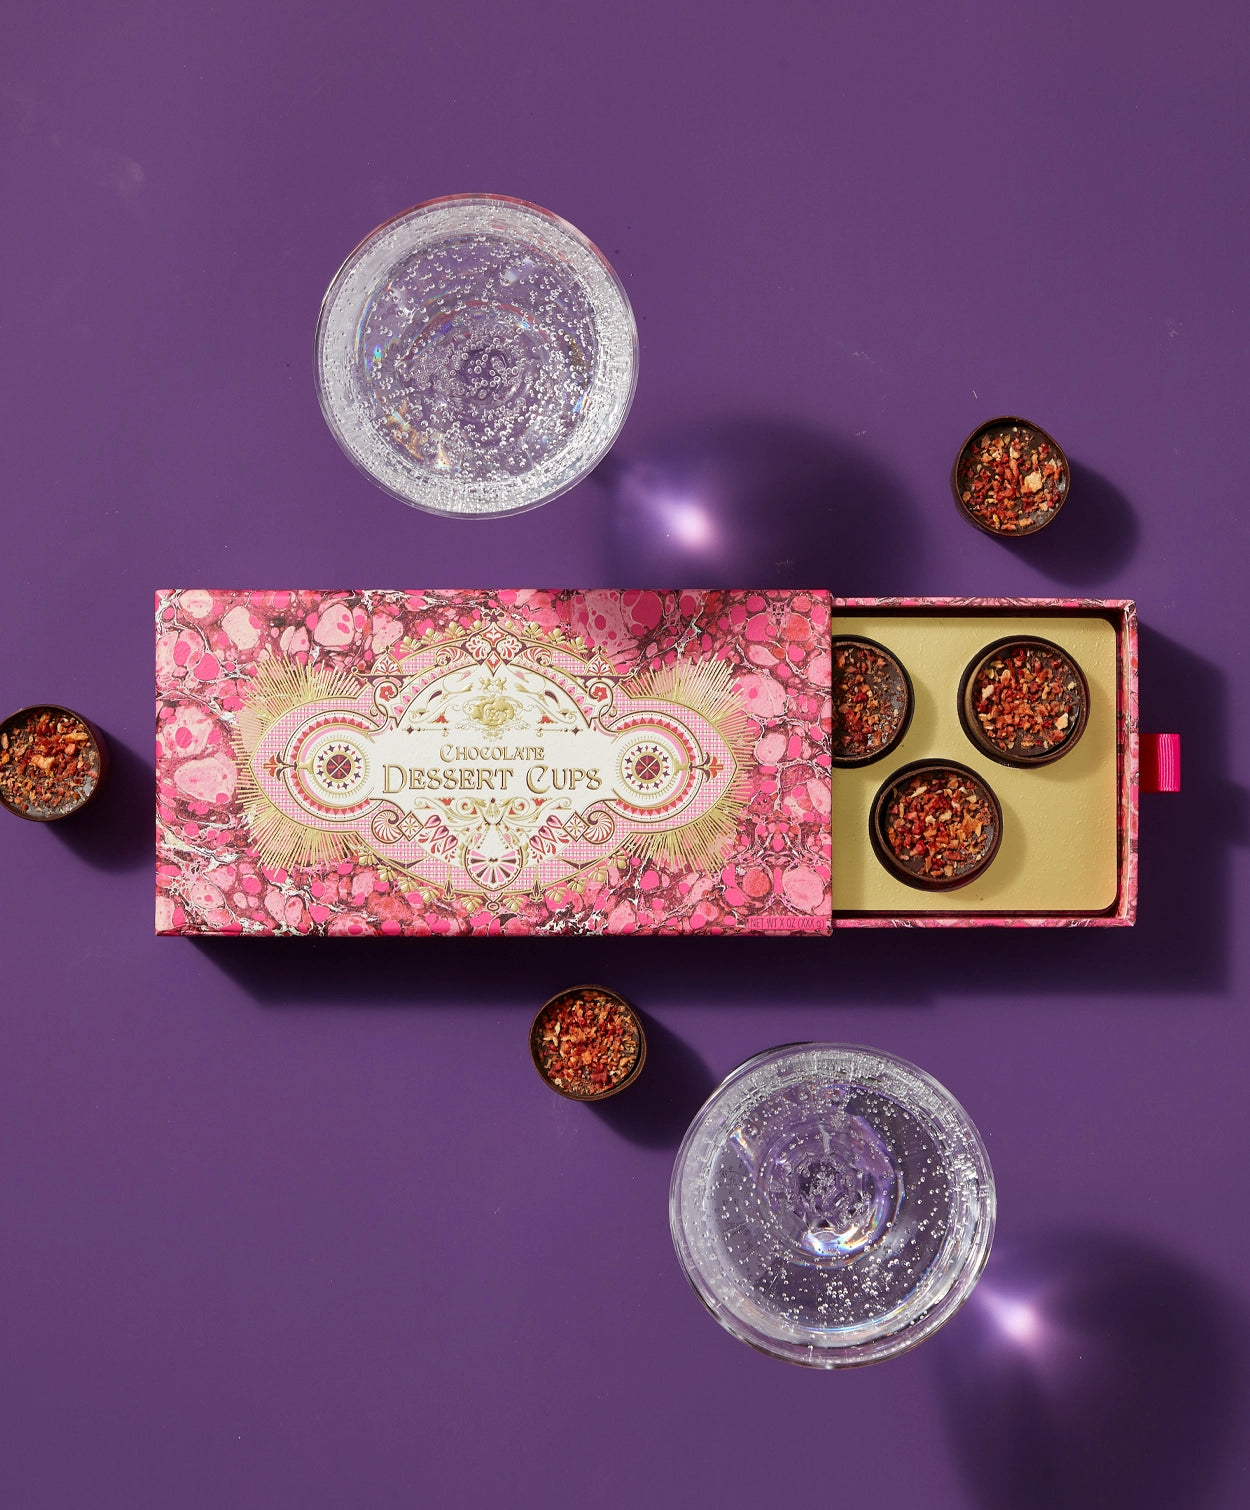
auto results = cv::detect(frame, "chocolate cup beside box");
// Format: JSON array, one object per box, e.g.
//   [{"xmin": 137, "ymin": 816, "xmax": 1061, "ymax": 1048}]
[
  {"xmin": 530, "ymin": 986, "xmax": 647, "ymax": 1101},
  {"xmin": 952, "ymin": 417, "xmax": 1070, "ymax": 537},
  {"xmin": 0, "ymin": 705, "xmax": 108, "ymax": 822}
]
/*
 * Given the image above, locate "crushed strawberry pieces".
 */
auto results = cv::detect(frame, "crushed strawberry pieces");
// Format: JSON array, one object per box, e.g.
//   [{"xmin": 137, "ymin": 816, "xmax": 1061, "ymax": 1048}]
[
  {"xmin": 883, "ymin": 770, "xmax": 997, "ymax": 882},
  {"xmin": 971, "ymin": 643, "xmax": 1084, "ymax": 759},
  {"xmin": 957, "ymin": 423, "xmax": 1068, "ymax": 534},
  {"xmin": 0, "ymin": 709, "xmax": 99, "ymax": 817},
  {"xmin": 831, "ymin": 641, "xmax": 910, "ymax": 762},
  {"xmin": 532, "ymin": 988, "xmax": 641, "ymax": 1097}
]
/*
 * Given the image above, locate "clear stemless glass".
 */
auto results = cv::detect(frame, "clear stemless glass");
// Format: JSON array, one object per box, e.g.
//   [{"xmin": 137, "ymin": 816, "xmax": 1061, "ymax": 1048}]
[
  {"xmin": 670, "ymin": 1043, "xmax": 995, "ymax": 1367},
  {"xmin": 315, "ymin": 194, "xmax": 638, "ymax": 518}
]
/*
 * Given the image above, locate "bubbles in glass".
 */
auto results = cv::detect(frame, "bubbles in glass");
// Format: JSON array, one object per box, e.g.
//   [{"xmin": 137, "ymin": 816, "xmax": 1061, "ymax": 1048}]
[
  {"xmin": 670, "ymin": 1043, "xmax": 995, "ymax": 1367},
  {"xmin": 316, "ymin": 195, "xmax": 638, "ymax": 518}
]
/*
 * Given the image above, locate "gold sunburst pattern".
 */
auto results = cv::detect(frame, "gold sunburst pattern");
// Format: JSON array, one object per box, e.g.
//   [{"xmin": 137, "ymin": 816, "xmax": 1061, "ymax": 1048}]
[
  {"xmin": 232, "ymin": 656, "xmax": 371, "ymax": 874},
  {"xmin": 618, "ymin": 657, "xmax": 752, "ymax": 871},
  {"xmin": 231, "ymin": 638, "xmax": 753, "ymax": 887}
]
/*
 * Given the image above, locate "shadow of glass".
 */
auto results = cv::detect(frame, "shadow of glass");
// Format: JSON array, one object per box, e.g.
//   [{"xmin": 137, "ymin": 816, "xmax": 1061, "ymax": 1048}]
[
  {"xmin": 52, "ymin": 732, "xmax": 151, "ymax": 872},
  {"xmin": 588, "ymin": 1012, "xmax": 715, "ymax": 1148},
  {"xmin": 594, "ymin": 415, "xmax": 922, "ymax": 587},
  {"xmin": 933, "ymin": 1230, "xmax": 1244, "ymax": 1510},
  {"xmin": 995, "ymin": 462, "xmax": 1139, "ymax": 586}
]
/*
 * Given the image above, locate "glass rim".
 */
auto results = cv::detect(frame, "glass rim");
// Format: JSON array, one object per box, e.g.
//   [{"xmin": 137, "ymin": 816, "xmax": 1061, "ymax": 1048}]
[
  {"xmin": 314, "ymin": 194, "xmax": 639, "ymax": 520},
  {"xmin": 669, "ymin": 1042, "xmax": 996, "ymax": 1368}
]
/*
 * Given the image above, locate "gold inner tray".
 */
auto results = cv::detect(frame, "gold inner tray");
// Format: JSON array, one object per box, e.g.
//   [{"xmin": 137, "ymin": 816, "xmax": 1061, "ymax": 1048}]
[{"xmin": 830, "ymin": 613, "xmax": 1118, "ymax": 914}]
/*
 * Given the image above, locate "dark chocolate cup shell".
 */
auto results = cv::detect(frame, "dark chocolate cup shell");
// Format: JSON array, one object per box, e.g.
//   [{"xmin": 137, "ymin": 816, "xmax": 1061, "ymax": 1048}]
[
  {"xmin": 0, "ymin": 705, "xmax": 109, "ymax": 823},
  {"xmin": 959, "ymin": 636, "xmax": 1089, "ymax": 768},
  {"xmin": 529, "ymin": 984, "xmax": 647, "ymax": 1101},
  {"xmin": 830, "ymin": 636, "xmax": 915, "ymax": 767},
  {"xmin": 870, "ymin": 760, "xmax": 1003, "ymax": 892},
  {"xmin": 951, "ymin": 416, "xmax": 1070, "ymax": 537}
]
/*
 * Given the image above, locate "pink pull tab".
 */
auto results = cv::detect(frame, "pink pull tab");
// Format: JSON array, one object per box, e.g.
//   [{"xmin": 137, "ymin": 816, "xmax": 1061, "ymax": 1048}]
[{"xmin": 1141, "ymin": 733, "xmax": 1181, "ymax": 793}]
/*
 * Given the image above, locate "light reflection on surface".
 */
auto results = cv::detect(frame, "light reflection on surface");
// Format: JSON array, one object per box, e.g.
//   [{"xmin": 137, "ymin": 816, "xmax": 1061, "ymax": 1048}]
[
  {"xmin": 595, "ymin": 418, "xmax": 918, "ymax": 587},
  {"xmin": 979, "ymin": 1288, "xmax": 1045, "ymax": 1350},
  {"xmin": 663, "ymin": 498, "xmax": 716, "ymax": 549},
  {"xmin": 934, "ymin": 1232, "xmax": 1242, "ymax": 1510},
  {"xmin": 610, "ymin": 458, "xmax": 742, "ymax": 578}
]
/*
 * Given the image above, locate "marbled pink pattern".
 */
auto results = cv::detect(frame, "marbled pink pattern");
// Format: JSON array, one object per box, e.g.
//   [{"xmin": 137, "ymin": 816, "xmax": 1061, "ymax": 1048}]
[{"xmin": 155, "ymin": 590, "xmax": 834, "ymax": 937}]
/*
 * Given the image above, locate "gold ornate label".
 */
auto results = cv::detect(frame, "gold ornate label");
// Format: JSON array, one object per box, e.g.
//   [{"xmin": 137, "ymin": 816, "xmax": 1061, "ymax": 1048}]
[{"xmin": 237, "ymin": 617, "xmax": 748, "ymax": 900}]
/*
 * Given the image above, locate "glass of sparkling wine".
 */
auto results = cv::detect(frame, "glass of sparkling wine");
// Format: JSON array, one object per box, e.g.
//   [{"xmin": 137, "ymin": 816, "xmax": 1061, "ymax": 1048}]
[
  {"xmin": 316, "ymin": 194, "xmax": 638, "ymax": 519},
  {"xmin": 670, "ymin": 1043, "xmax": 995, "ymax": 1367}
]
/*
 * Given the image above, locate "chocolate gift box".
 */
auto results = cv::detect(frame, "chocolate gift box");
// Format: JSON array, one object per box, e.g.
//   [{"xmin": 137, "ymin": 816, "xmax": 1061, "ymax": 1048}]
[
  {"xmin": 155, "ymin": 590, "xmax": 834, "ymax": 936},
  {"xmin": 156, "ymin": 591, "xmax": 1170, "ymax": 935}
]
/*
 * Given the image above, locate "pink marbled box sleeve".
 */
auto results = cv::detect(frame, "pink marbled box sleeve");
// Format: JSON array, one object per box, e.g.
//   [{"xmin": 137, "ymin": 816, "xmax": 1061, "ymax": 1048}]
[{"xmin": 155, "ymin": 589, "xmax": 834, "ymax": 937}]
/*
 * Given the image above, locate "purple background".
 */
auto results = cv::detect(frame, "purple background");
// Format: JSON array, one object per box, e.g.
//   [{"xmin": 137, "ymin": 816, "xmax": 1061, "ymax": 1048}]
[{"xmin": 3, "ymin": 4, "xmax": 1248, "ymax": 1507}]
